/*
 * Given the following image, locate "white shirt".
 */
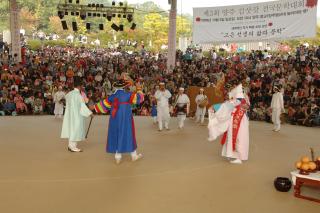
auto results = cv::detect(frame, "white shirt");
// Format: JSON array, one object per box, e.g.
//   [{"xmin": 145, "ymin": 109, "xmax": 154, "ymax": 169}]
[
  {"xmin": 271, "ymin": 92, "xmax": 284, "ymax": 110},
  {"xmin": 54, "ymin": 91, "xmax": 65, "ymax": 103},
  {"xmin": 155, "ymin": 89, "xmax": 172, "ymax": 107},
  {"xmin": 176, "ymin": 94, "xmax": 190, "ymax": 105},
  {"xmin": 195, "ymin": 94, "xmax": 207, "ymax": 106}
]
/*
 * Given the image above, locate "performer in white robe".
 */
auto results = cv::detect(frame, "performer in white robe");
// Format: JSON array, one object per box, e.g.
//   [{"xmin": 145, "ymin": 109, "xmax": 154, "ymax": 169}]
[
  {"xmin": 61, "ymin": 77, "xmax": 93, "ymax": 152},
  {"xmin": 175, "ymin": 87, "xmax": 190, "ymax": 129},
  {"xmin": 53, "ymin": 86, "xmax": 65, "ymax": 118},
  {"xmin": 221, "ymin": 83, "xmax": 250, "ymax": 164},
  {"xmin": 271, "ymin": 86, "xmax": 285, "ymax": 132},
  {"xmin": 207, "ymin": 101, "xmax": 235, "ymax": 141},
  {"xmin": 154, "ymin": 82, "xmax": 172, "ymax": 131},
  {"xmin": 195, "ymin": 88, "xmax": 207, "ymax": 124}
]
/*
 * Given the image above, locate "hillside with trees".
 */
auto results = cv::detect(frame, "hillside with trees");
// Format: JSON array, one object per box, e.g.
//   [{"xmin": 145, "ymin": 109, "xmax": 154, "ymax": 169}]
[{"xmin": 0, "ymin": 0, "xmax": 192, "ymax": 50}]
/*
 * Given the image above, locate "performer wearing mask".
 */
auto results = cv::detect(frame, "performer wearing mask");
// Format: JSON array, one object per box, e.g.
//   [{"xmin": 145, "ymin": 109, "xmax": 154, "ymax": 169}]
[
  {"xmin": 195, "ymin": 88, "xmax": 208, "ymax": 124},
  {"xmin": 174, "ymin": 87, "xmax": 190, "ymax": 129},
  {"xmin": 271, "ymin": 86, "xmax": 285, "ymax": 132},
  {"xmin": 154, "ymin": 82, "xmax": 172, "ymax": 131},
  {"xmin": 53, "ymin": 86, "xmax": 65, "ymax": 118},
  {"xmin": 93, "ymin": 80, "xmax": 144, "ymax": 164},
  {"xmin": 61, "ymin": 77, "xmax": 93, "ymax": 152}
]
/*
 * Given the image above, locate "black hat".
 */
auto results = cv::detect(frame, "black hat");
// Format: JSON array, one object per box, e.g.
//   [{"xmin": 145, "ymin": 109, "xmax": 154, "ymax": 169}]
[
  {"xmin": 225, "ymin": 83, "xmax": 232, "ymax": 89},
  {"xmin": 113, "ymin": 80, "xmax": 129, "ymax": 88}
]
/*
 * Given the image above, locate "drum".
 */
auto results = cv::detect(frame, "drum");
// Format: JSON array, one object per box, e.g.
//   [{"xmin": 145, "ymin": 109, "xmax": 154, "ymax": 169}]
[
  {"xmin": 199, "ymin": 98, "xmax": 208, "ymax": 108},
  {"xmin": 175, "ymin": 104, "xmax": 187, "ymax": 115}
]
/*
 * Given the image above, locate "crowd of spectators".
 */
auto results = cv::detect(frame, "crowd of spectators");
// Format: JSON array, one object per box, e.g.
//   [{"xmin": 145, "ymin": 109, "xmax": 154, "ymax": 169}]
[{"xmin": 0, "ymin": 44, "xmax": 319, "ymax": 127}]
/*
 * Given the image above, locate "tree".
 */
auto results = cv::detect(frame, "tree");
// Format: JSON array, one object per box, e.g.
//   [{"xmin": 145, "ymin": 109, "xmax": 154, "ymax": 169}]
[
  {"xmin": 143, "ymin": 13, "xmax": 169, "ymax": 49},
  {"xmin": 176, "ymin": 16, "xmax": 192, "ymax": 38},
  {"xmin": 49, "ymin": 16, "xmax": 70, "ymax": 36},
  {"xmin": 20, "ymin": 8, "xmax": 38, "ymax": 32}
]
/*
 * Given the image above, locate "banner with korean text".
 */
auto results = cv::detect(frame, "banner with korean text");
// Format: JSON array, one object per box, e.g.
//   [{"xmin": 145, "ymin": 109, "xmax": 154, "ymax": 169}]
[{"xmin": 193, "ymin": 0, "xmax": 317, "ymax": 44}]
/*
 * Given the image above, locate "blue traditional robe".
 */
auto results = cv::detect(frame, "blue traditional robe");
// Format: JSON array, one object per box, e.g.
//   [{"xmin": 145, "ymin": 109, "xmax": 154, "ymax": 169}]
[{"xmin": 94, "ymin": 89, "xmax": 144, "ymax": 153}]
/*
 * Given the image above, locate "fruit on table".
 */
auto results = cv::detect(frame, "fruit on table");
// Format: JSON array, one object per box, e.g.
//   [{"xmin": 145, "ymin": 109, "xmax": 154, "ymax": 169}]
[
  {"xmin": 301, "ymin": 163, "xmax": 310, "ymax": 171},
  {"xmin": 296, "ymin": 161, "xmax": 302, "ymax": 169},
  {"xmin": 309, "ymin": 162, "xmax": 317, "ymax": 170},
  {"xmin": 301, "ymin": 156, "xmax": 310, "ymax": 163}
]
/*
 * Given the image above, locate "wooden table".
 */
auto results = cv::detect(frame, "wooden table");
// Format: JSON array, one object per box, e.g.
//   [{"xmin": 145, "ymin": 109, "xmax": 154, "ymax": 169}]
[{"xmin": 291, "ymin": 170, "xmax": 320, "ymax": 203}]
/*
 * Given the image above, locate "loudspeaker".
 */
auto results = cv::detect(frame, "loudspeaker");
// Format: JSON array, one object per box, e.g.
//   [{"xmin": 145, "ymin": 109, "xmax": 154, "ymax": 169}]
[
  {"xmin": 130, "ymin": 23, "xmax": 136, "ymax": 30},
  {"xmin": 61, "ymin": 20, "xmax": 68, "ymax": 30},
  {"xmin": 119, "ymin": 24, "xmax": 124, "ymax": 31},
  {"xmin": 127, "ymin": 14, "xmax": 133, "ymax": 22},
  {"xmin": 72, "ymin": 21, "xmax": 78, "ymax": 31},
  {"xmin": 99, "ymin": 24, "xmax": 104, "ymax": 30},
  {"xmin": 86, "ymin": 23, "xmax": 91, "ymax": 30},
  {"xmin": 111, "ymin": 23, "xmax": 119, "ymax": 31}
]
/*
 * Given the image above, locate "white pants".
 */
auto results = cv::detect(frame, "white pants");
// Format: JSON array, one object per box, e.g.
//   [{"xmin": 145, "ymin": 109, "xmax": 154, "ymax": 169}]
[
  {"xmin": 272, "ymin": 108, "xmax": 281, "ymax": 130},
  {"xmin": 152, "ymin": 116, "xmax": 157, "ymax": 124},
  {"xmin": 178, "ymin": 114, "xmax": 186, "ymax": 128},
  {"xmin": 157, "ymin": 106, "xmax": 170, "ymax": 130},
  {"xmin": 158, "ymin": 120, "xmax": 169, "ymax": 130},
  {"xmin": 196, "ymin": 107, "xmax": 206, "ymax": 123},
  {"xmin": 54, "ymin": 103, "xmax": 64, "ymax": 117},
  {"xmin": 115, "ymin": 150, "xmax": 138, "ymax": 160},
  {"xmin": 68, "ymin": 141, "xmax": 78, "ymax": 149}
]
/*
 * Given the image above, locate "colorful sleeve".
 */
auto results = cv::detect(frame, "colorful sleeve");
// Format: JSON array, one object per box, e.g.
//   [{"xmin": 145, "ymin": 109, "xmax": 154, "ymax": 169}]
[
  {"xmin": 129, "ymin": 91, "xmax": 144, "ymax": 105},
  {"xmin": 94, "ymin": 98, "xmax": 112, "ymax": 114}
]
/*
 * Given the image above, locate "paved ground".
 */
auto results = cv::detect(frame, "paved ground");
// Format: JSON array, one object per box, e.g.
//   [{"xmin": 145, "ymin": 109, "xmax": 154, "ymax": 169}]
[{"xmin": 0, "ymin": 116, "xmax": 319, "ymax": 213}]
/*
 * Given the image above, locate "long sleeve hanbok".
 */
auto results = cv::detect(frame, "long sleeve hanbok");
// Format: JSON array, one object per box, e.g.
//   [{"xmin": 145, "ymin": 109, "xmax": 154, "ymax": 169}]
[
  {"xmin": 61, "ymin": 88, "xmax": 92, "ymax": 142},
  {"xmin": 208, "ymin": 101, "xmax": 235, "ymax": 141},
  {"xmin": 94, "ymin": 89, "xmax": 144, "ymax": 153}
]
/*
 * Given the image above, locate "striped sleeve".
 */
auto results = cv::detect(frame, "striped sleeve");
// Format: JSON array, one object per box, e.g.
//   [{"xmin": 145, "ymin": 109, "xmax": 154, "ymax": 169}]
[
  {"xmin": 94, "ymin": 98, "xmax": 112, "ymax": 114},
  {"xmin": 130, "ymin": 91, "xmax": 144, "ymax": 105}
]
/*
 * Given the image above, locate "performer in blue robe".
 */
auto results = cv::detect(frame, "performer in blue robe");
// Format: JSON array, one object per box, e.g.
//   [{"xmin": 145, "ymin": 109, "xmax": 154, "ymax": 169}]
[{"xmin": 94, "ymin": 80, "xmax": 144, "ymax": 164}]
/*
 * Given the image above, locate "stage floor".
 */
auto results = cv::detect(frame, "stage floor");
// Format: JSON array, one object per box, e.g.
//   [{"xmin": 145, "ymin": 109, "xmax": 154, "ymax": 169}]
[{"xmin": 0, "ymin": 116, "xmax": 319, "ymax": 213}]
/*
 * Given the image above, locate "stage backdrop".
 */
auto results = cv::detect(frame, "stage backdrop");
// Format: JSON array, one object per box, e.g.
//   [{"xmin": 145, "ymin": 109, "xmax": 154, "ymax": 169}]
[
  {"xmin": 193, "ymin": 0, "xmax": 317, "ymax": 44},
  {"xmin": 186, "ymin": 86, "xmax": 225, "ymax": 115}
]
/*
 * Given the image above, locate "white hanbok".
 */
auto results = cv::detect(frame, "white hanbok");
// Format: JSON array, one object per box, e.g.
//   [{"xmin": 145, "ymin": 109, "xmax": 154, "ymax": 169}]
[
  {"xmin": 53, "ymin": 91, "xmax": 65, "ymax": 117},
  {"xmin": 221, "ymin": 111, "xmax": 249, "ymax": 161},
  {"xmin": 176, "ymin": 94, "xmax": 190, "ymax": 129},
  {"xmin": 195, "ymin": 94, "xmax": 207, "ymax": 123},
  {"xmin": 271, "ymin": 92, "xmax": 284, "ymax": 131},
  {"xmin": 61, "ymin": 88, "xmax": 92, "ymax": 149},
  {"xmin": 222, "ymin": 84, "xmax": 250, "ymax": 161},
  {"xmin": 208, "ymin": 101, "xmax": 235, "ymax": 141},
  {"xmin": 154, "ymin": 89, "xmax": 172, "ymax": 130}
]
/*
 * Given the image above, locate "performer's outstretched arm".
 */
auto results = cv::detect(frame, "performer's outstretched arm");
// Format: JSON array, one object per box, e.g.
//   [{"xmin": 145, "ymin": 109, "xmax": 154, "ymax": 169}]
[
  {"xmin": 129, "ymin": 86, "xmax": 144, "ymax": 105},
  {"xmin": 94, "ymin": 98, "xmax": 112, "ymax": 114}
]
